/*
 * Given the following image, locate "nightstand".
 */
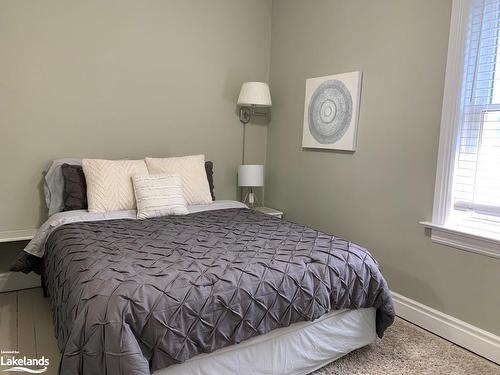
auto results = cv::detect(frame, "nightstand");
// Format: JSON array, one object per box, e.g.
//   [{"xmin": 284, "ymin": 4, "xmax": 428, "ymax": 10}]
[
  {"xmin": 0, "ymin": 229, "xmax": 40, "ymax": 293},
  {"xmin": 254, "ymin": 206, "xmax": 283, "ymax": 219}
]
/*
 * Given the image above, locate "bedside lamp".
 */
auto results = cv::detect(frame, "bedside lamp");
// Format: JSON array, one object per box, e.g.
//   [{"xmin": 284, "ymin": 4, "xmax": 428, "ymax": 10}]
[{"xmin": 238, "ymin": 164, "xmax": 264, "ymax": 208}]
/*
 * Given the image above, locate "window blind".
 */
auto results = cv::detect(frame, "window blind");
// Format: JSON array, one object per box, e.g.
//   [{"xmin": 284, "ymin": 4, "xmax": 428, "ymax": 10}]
[{"xmin": 451, "ymin": 0, "xmax": 500, "ymax": 233}]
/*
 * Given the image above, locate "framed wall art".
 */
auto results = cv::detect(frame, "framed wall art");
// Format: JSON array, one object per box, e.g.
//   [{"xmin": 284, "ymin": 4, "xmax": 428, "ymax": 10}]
[{"xmin": 302, "ymin": 71, "xmax": 362, "ymax": 151}]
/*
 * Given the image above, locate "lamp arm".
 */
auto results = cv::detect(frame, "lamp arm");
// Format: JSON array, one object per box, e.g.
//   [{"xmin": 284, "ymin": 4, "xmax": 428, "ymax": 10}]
[
  {"xmin": 239, "ymin": 105, "xmax": 269, "ymax": 124},
  {"xmin": 250, "ymin": 106, "xmax": 268, "ymax": 117}
]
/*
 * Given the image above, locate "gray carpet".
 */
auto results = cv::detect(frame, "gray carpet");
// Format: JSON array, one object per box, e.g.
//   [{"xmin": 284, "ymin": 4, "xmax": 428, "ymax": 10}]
[{"xmin": 313, "ymin": 317, "xmax": 500, "ymax": 375}]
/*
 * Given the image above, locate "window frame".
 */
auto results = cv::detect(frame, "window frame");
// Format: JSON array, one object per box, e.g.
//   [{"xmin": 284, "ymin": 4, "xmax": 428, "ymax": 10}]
[{"xmin": 422, "ymin": 0, "xmax": 500, "ymax": 259}]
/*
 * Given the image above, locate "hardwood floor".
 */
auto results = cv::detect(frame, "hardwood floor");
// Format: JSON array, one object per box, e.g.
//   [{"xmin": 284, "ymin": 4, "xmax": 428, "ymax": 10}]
[{"xmin": 0, "ymin": 288, "xmax": 60, "ymax": 375}]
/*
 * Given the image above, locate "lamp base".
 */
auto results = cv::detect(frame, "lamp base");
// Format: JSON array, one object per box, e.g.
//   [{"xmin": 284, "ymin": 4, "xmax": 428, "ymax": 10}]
[
  {"xmin": 239, "ymin": 107, "xmax": 251, "ymax": 124},
  {"xmin": 242, "ymin": 187, "xmax": 260, "ymax": 208}
]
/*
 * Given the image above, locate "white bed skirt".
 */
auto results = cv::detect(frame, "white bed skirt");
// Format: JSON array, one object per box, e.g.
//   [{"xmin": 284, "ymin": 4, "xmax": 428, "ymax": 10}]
[{"xmin": 154, "ymin": 308, "xmax": 376, "ymax": 375}]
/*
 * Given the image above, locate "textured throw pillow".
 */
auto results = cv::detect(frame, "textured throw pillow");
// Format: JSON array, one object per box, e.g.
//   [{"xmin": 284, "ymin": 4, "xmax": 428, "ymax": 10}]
[
  {"xmin": 82, "ymin": 159, "xmax": 148, "ymax": 212},
  {"xmin": 133, "ymin": 174, "xmax": 188, "ymax": 219},
  {"xmin": 61, "ymin": 164, "xmax": 87, "ymax": 211},
  {"xmin": 145, "ymin": 155, "xmax": 212, "ymax": 205}
]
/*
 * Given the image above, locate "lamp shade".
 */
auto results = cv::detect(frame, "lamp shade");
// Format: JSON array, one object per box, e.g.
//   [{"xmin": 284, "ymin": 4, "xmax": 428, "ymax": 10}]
[
  {"xmin": 238, "ymin": 165, "xmax": 264, "ymax": 187},
  {"xmin": 237, "ymin": 82, "xmax": 272, "ymax": 107}
]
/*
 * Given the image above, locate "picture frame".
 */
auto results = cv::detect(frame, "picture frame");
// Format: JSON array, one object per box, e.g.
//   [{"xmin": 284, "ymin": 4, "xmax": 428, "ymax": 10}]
[{"xmin": 302, "ymin": 71, "xmax": 362, "ymax": 151}]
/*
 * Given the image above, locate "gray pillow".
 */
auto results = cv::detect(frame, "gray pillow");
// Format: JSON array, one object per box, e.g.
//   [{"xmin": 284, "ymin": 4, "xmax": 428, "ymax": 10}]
[
  {"xmin": 44, "ymin": 158, "xmax": 82, "ymax": 216},
  {"xmin": 61, "ymin": 164, "xmax": 88, "ymax": 211}
]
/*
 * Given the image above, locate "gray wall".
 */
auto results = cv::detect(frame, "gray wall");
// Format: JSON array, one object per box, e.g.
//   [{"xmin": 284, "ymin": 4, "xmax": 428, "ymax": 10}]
[
  {"xmin": 266, "ymin": 0, "xmax": 500, "ymax": 335},
  {"xmin": 0, "ymin": 0, "xmax": 271, "ymax": 232}
]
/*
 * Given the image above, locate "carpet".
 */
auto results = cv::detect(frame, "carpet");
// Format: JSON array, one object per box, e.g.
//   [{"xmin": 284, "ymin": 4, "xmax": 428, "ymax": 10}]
[{"xmin": 313, "ymin": 317, "xmax": 500, "ymax": 375}]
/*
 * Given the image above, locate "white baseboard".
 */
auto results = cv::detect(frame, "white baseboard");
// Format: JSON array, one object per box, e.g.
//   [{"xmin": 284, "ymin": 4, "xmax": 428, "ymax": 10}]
[
  {"xmin": 391, "ymin": 291, "xmax": 500, "ymax": 365},
  {"xmin": 0, "ymin": 271, "xmax": 41, "ymax": 293}
]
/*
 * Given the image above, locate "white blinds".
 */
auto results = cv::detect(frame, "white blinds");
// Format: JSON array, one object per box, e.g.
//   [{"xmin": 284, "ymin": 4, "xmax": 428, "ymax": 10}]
[{"xmin": 452, "ymin": 0, "xmax": 500, "ymax": 230}]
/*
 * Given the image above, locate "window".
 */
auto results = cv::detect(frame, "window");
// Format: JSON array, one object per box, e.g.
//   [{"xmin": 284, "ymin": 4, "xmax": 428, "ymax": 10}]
[
  {"xmin": 451, "ymin": 0, "xmax": 500, "ymax": 234},
  {"xmin": 425, "ymin": 0, "xmax": 500, "ymax": 258}
]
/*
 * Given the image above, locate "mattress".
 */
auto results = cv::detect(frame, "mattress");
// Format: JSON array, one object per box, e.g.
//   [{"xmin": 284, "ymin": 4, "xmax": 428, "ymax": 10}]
[{"xmin": 155, "ymin": 307, "xmax": 377, "ymax": 375}]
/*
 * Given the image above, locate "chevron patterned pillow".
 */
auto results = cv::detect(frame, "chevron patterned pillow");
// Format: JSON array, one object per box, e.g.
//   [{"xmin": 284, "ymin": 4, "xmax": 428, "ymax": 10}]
[{"xmin": 82, "ymin": 159, "xmax": 148, "ymax": 212}]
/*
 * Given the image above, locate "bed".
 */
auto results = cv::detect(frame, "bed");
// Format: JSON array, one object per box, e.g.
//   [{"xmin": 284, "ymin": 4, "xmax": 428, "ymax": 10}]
[{"xmin": 13, "ymin": 160, "xmax": 394, "ymax": 375}]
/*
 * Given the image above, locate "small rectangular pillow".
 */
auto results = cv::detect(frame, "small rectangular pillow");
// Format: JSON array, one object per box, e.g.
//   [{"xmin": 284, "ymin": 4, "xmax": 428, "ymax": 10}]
[
  {"xmin": 61, "ymin": 164, "xmax": 87, "ymax": 211},
  {"xmin": 83, "ymin": 159, "xmax": 148, "ymax": 212},
  {"xmin": 145, "ymin": 155, "xmax": 212, "ymax": 205},
  {"xmin": 133, "ymin": 174, "xmax": 188, "ymax": 219}
]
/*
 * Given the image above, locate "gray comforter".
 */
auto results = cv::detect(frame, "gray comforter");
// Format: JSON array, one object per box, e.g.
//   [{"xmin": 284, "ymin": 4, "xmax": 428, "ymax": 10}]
[{"xmin": 43, "ymin": 208, "xmax": 394, "ymax": 375}]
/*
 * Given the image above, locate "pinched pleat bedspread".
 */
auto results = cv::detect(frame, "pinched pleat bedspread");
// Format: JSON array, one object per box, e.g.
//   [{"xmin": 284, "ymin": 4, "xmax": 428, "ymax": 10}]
[{"xmin": 43, "ymin": 208, "xmax": 394, "ymax": 375}]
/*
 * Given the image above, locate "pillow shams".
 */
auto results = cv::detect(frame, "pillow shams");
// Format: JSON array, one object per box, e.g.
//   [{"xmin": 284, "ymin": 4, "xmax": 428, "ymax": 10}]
[
  {"xmin": 61, "ymin": 164, "xmax": 87, "ymax": 211},
  {"xmin": 44, "ymin": 158, "xmax": 82, "ymax": 216},
  {"xmin": 83, "ymin": 159, "xmax": 148, "ymax": 212},
  {"xmin": 145, "ymin": 155, "xmax": 212, "ymax": 205},
  {"xmin": 47, "ymin": 157, "xmax": 214, "ymax": 214},
  {"xmin": 205, "ymin": 161, "xmax": 215, "ymax": 201},
  {"xmin": 133, "ymin": 174, "xmax": 188, "ymax": 219}
]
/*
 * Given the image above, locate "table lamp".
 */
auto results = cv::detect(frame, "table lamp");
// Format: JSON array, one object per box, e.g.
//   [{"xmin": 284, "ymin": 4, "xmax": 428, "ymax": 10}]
[{"xmin": 238, "ymin": 164, "xmax": 264, "ymax": 208}]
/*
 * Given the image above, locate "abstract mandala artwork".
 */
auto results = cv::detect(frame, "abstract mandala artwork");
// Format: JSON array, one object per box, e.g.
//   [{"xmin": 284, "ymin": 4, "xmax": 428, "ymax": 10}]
[
  {"xmin": 302, "ymin": 71, "xmax": 362, "ymax": 151},
  {"xmin": 308, "ymin": 79, "xmax": 352, "ymax": 144}
]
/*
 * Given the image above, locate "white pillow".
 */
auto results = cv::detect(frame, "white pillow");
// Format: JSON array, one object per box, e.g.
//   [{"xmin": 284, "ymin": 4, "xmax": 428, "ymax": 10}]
[
  {"xmin": 133, "ymin": 174, "xmax": 188, "ymax": 219},
  {"xmin": 145, "ymin": 155, "xmax": 212, "ymax": 205},
  {"xmin": 82, "ymin": 159, "xmax": 148, "ymax": 212}
]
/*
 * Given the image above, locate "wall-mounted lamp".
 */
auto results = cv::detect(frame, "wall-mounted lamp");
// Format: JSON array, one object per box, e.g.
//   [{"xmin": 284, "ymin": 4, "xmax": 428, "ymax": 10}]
[
  {"xmin": 237, "ymin": 82, "xmax": 272, "ymax": 124},
  {"xmin": 236, "ymin": 82, "xmax": 271, "ymax": 205}
]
